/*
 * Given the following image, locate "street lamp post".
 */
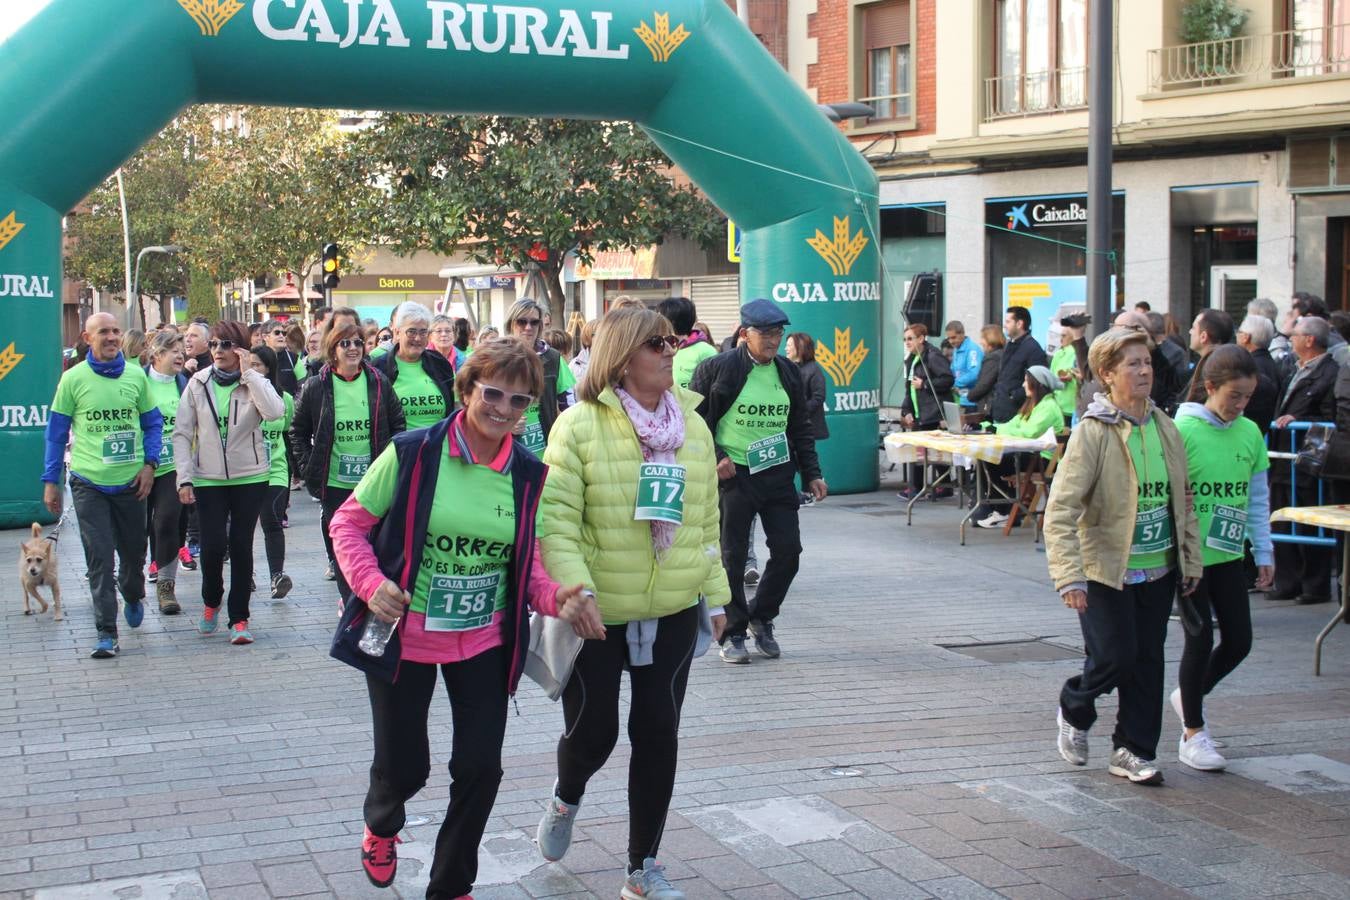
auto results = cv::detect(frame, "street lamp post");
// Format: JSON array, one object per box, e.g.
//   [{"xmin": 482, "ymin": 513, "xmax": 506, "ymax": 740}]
[{"xmin": 131, "ymin": 244, "xmax": 184, "ymax": 330}]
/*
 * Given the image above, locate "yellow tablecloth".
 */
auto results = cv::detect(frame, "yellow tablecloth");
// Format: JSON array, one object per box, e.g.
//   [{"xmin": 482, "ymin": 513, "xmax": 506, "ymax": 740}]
[
  {"xmin": 1271, "ymin": 505, "xmax": 1350, "ymax": 533},
  {"xmin": 884, "ymin": 428, "xmax": 1058, "ymax": 466}
]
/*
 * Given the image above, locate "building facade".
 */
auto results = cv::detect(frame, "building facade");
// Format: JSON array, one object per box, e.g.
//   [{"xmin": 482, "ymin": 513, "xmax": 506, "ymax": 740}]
[{"xmin": 799, "ymin": 0, "xmax": 1350, "ymax": 403}]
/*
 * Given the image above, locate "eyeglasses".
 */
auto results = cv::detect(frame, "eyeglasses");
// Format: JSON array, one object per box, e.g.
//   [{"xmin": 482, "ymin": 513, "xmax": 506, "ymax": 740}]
[
  {"xmin": 515, "ymin": 317, "xmax": 542, "ymax": 329},
  {"xmin": 401, "ymin": 328, "xmax": 428, "ymax": 339},
  {"xmin": 641, "ymin": 334, "xmax": 681, "ymax": 352},
  {"xmin": 208, "ymin": 340, "xmax": 236, "ymax": 350},
  {"xmin": 270, "ymin": 328, "xmax": 286, "ymax": 336},
  {"xmin": 479, "ymin": 384, "xmax": 535, "ymax": 410},
  {"xmin": 336, "ymin": 338, "xmax": 363, "ymax": 349},
  {"xmin": 749, "ymin": 327, "xmax": 784, "ymax": 339}
]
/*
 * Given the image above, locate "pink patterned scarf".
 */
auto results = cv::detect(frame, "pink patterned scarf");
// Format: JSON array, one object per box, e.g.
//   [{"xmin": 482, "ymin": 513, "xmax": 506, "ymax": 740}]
[{"xmin": 615, "ymin": 386, "xmax": 686, "ymax": 554}]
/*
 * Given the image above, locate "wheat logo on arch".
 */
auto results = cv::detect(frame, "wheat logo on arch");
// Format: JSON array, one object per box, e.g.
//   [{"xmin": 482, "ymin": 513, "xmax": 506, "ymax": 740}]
[
  {"xmin": 635, "ymin": 13, "xmax": 691, "ymax": 62},
  {"xmin": 0, "ymin": 344, "xmax": 24, "ymax": 381},
  {"xmin": 177, "ymin": 0, "xmax": 244, "ymax": 37},
  {"xmin": 807, "ymin": 216, "xmax": 868, "ymax": 277},
  {"xmin": 817, "ymin": 327, "xmax": 869, "ymax": 388},
  {"xmin": 0, "ymin": 212, "xmax": 23, "ymax": 254}
]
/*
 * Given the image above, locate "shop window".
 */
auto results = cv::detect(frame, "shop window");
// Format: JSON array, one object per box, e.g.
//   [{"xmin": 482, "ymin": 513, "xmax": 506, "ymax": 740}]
[
  {"xmin": 1288, "ymin": 0, "xmax": 1350, "ymax": 76},
  {"xmin": 990, "ymin": 0, "xmax": 1087, "ymax": 118},
  {"xmin": 859, "ymin": 1, "xmax": 913, "ymax": 123}
]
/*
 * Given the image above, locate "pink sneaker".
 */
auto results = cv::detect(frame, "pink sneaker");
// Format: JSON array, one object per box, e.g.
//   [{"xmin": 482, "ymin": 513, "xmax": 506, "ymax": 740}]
[{"xmin": 361, "ymin": 826, "xmax": 401, "ymax": 887}]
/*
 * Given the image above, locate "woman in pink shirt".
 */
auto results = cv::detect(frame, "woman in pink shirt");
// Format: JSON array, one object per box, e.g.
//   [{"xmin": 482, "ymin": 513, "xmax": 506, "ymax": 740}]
[{"xmin": 330, "ymin": 338, "xmax": 604, "ymax": 899}]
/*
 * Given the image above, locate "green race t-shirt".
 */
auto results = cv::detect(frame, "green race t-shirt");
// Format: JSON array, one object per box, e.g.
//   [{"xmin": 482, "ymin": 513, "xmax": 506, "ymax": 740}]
[
  {"xmin": 145, "ymin": 374, "xmax": 180, "ymax": 477},
  {"xmin": 329, "ymin": 372, "xmax": 372, "ymax": 489},
  {"xmin": 355, "ymin": 442, "xmax": 515, "ymax": 628},
  {"xmin": 50, "ymin": 362, "xmax": 155, "ymax": 488},
  {"xmin": 1126, "ymin": 419, "xmax": 1175, "ymax": 571},
  {"xmin": 672, "ymin": 341, "xmax": 716, "ymax": 390},
  {"xmin": 261, "ymin": 392, "xmax": 295, "ymax": 488},
  {"xmin": 1177, "ymin": 413, "xmax": 1270, "ymax": 567},
  {"xmin": 520, "ymin": 359, "xmax": 577, "ymax": 457},
  {"xmin": 1050, "ymin": 344, "xmax": 1080, "ymax": 418},
  {"xmin": 394, "ymin": 356, "xmax": 447, "ymax": 429},
  {"xmin": 197, "ymin": 381, "xmax": 269, "ymax": 487},
  {"xmin": 715, "ymin": 361, "xmax": 791, "ymax": 471}
]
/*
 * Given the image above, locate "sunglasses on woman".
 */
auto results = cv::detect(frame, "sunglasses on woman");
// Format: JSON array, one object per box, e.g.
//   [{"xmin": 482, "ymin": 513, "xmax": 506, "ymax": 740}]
[
  {"xmin": 478, "ymin": 384, "xmax": 535, "ymax": 411},
  {"xmin": 641, "ymin": 334, "xmax": 681, "ymax": 352},
  {"xmin": 207, "ymin": 339, "xmax": 236, "ymax": 350},
  {"xmin": 514, "ymin": 317, "xmax": 542, "ymax": 329},
  {"xmin": 336, "ymin": 338, "xmax": 364, "ymax": 349}
]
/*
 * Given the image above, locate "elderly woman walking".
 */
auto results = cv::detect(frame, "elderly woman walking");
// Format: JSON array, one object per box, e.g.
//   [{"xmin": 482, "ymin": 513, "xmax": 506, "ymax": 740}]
[
  {"xmin": 173, "ymin": 321, "xmax": 285, "ymax": 644},
  {"xmin": 291, "ymin": 320, "xmax": 405, "ymax": 598},
  {"xmin": 371, "ymin": 302, "xmax": 457, "ymax": 429},
  {"xmin": 329, "ymin": 338, "xmax": 601, "ymax": 897},
  {"xmin": 534, "ymin": 306, "xmax": 730, "ymax": 900},
  {"xmin": 1044, "ymin": 326, "xmax": 1201, "ymax": 785}
]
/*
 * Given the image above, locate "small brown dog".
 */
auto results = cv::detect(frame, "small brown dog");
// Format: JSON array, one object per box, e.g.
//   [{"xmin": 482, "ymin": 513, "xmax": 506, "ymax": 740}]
[{"xmin": 20, "ymin": 523, "xmax": 62, "ymax": 621}]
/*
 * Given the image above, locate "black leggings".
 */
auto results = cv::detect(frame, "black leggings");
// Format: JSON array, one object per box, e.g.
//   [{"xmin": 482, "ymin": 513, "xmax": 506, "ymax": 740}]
[
  {"xmin": 258, "ymin": 484, "xmax": 289, "ymax": 578},
  {"xmin": 194, "ymin": 481, "xmax": 268, "ymax": 626},
  {"xmin": 1177, "ymin": 559, "xmax": 1253, "ymax": 730},
  {"xmin": 364, "ymin": 647, "xmax": 508, "ymax": 900},
  {"xmin": 321, "ymin": 486, "xmax": 353, "ymax": 599},
  {"xmin": 146, "ymin": 472, "xmax": 184, "ymax": 570},
  {"xmin": 556, "ymin": 604, "xmax": 699, "ymax": 871}
]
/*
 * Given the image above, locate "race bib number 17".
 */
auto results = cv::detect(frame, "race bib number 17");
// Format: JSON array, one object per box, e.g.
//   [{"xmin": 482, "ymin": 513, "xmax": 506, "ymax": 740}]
[{"xmin": 635, "ymin": 463, "xmax": 686, "ymax": 525}]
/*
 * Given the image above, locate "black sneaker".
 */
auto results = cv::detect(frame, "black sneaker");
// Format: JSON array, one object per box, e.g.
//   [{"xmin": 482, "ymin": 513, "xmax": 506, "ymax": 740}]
[
  {"xmin": 271, "ymin": 573, "xmax": 293, "ymax": 600},
  {"xmin": 749, "ymin": 621, "xmax": 780, "ymax": 658},
  {"xmin": 325, "ymin": 562, "xmax": 337, "ymax": 581}
]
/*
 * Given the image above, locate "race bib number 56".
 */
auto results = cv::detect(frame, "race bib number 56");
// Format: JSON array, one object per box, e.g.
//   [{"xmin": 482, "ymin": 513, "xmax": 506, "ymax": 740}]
[{"xmin": 746, "ymin": 433, "xmax": 790, "ymax": 474}]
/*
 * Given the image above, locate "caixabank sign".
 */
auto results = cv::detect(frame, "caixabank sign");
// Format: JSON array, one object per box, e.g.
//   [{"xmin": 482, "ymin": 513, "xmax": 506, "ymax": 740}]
[{"xmin": 0, "ymin": 0, "xmax": 880, "ymax": 522}]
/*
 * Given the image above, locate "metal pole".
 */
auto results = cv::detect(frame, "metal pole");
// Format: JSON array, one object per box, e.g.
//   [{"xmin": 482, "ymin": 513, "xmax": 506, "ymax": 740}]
[
  {"xmin": 131, "ymin": 247, "xmax": 147, "ymax": 331},
  {"xmin": 1086, "ymin": 0, "xmax": 1113, "ymax": 336},
  {"xmin": 737, "ymin": 0, "xmax": 750, "ymax": 26},
  {"xmin": 116, "ymin": 169, "xmax": 133, "ymax": 329}
]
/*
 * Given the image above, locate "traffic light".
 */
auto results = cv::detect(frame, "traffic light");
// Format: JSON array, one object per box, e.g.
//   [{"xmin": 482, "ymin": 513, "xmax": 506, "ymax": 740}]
[{"xmin": 322, "ymin": 242, "xmax": 341, "ymax": 290}]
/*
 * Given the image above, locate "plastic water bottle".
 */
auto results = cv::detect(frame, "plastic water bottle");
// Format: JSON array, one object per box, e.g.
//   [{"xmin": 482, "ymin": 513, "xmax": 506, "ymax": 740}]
[{"xmin": 359, "ymin": 613, "xmax": 399, "ymax": 657}]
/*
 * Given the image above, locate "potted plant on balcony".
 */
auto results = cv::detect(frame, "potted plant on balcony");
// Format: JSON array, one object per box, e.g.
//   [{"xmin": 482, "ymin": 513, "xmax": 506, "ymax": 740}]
[{"xmin": 1179, "ymin": 0, "xmax": 1250, "ymax": 83}]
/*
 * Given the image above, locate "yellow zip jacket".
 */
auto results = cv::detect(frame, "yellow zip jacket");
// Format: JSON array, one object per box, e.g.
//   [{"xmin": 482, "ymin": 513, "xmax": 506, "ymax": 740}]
[
  {"xmin": 540, "ymin": 385, "xmax": 731, "ymax": 625},
  {"xmin": 1044, "ymin": 397, "xmax": 1201, "ymax": 592}
]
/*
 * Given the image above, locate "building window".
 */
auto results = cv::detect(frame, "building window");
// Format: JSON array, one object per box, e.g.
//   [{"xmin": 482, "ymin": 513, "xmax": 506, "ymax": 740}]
[
  {"xmin": 990, "ymin": 0, "xmax": 1087, "ymax": 118},
  {"xmin": 1289, "ymin": 0, "xmax": 1350, "ymax": 76},
  {"xmin": 860, "ymin": 1, "xmax": 912, "ymax": 122}
]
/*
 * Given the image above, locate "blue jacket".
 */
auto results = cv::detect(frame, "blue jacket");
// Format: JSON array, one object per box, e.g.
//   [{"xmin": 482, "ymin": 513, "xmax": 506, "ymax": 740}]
[
  {"xmin": 950, "ymin": 337, "xmax": 984, "ymax": 391},
  {"xmin": 369, "ymin": 410, "xmax": 548, "ymax": 694}
]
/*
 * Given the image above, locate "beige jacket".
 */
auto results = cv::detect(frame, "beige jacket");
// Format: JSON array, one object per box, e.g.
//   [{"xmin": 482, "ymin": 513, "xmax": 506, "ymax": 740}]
[
  {"xmin": 1044, "ymin": 397, "xmax": 1201, "ymax": 592},
  {"xmin": 173, "ymin": 368, "xmax": 285, "ymax": 487}
]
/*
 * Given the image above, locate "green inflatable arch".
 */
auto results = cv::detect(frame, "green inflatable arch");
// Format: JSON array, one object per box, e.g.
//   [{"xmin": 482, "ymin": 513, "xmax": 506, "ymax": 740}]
[{"xmin": 0, "ymin": 0, "xmax": 880, "ymax": 525}]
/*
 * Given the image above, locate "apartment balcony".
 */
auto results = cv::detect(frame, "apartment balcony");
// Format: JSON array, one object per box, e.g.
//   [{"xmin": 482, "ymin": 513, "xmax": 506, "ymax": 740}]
[
  {"xmin": 1149, "ymin": 23, "xmax": 1350, "ymax": 92},
  {"xmin": 983, "ymin": 67, "xmax": 1088, "ymax": 121}
]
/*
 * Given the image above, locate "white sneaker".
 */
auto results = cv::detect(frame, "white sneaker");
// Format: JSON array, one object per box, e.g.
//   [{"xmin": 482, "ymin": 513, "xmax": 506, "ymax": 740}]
[
  {"xmin": 1108, "ymin": 747, "xmax": 1164, "ymax": 785},
  {"xmin": 1178, "ymin": 730, "xmax": 1227, "ymax": 772},
  {"xmin": 976, "ymin": 511, "xmax": 1009, "ymax": 529},
  {"xmin": 1056, "ymin": 708, "xmax": 1089, "ymax": 766},
  {"xmin": 1170, "ymin": 687, "xmax": 1225, "ymax": 747}
]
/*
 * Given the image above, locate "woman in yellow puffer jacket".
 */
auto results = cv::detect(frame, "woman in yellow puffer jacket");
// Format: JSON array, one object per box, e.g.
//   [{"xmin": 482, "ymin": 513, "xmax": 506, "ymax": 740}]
[{"xmin": 535, "ymin": 306, "xmax": 730, "ymax": 900}]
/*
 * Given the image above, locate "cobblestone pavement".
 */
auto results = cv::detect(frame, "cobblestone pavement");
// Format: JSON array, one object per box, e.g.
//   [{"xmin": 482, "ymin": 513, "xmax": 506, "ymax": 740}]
[{"xmin": 4, "ymin": 472, "xmax": 1350, "ymax": 899}]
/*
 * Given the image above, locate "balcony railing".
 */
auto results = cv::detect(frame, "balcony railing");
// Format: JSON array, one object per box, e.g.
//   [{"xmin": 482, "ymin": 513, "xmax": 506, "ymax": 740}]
[
  {"xmin": 1150, "ymin": 23, "xmax": 1350, "ymax": 91},
  {"xmin": 983, "ymin": 67, "xmax": 1088, "ymax": 120},
  {"xmin": 857, "ymin": 91, "xmax": 912, "ymax": 123}
]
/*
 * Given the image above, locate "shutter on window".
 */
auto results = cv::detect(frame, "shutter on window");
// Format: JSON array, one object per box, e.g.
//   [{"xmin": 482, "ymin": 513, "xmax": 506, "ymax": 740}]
[
  {"xmin": 1288, "ymin": 138, "xmax": 1331, "ymax": 189},
  {"xmin": 864, "ymin": 0, "xmax": 910, "ymax": 51}
]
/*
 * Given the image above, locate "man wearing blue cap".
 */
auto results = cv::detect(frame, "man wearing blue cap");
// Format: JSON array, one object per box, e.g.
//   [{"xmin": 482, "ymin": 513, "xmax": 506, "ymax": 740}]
[{"xmin": 690, "ymin": 299, "xmax": 828, "ymax": 664}]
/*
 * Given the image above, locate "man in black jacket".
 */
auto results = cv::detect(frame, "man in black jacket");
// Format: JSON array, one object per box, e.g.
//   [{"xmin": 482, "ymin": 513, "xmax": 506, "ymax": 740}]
[
  {"xmin": 992, "ymin": 307, "xmax": 1047, "ymax": 423},
  {"xmin": 1270, "ymin": 316, "xmax": 1340, "ymax": 604},
  {"xmin": 690, "ymin": 299, "xmax": 827, "ymax": 665}
]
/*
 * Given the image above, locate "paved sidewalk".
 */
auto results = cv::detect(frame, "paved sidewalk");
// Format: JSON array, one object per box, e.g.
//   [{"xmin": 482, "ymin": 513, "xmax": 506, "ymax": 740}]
[{"xmin": 3, "ymin": 472, "xmax": 1350, "ymax": 899}]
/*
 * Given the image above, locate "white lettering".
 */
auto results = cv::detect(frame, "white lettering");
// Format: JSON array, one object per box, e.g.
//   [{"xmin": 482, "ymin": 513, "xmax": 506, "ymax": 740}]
[
  {"xmin": 830, "ymin": 390, "xmax": 880, "ymax": 412},
  {"xmin": 0, "ymin": 405, "xmax": 49, "ymax": 428},
  {"xmin": 362, "ymin": 0, "xmax": 410, "ymax": 47},
  {"xmin": 0, "ymin": 274, "xmax": 54, "ymax": 299},
  {"xmin": 772, "ymin": 282, "xmax": 877, "ymax": 303},
  {"xmin": 339, "ymin": 0, "xmax": 361, "ymax": 47},
  {"xmin": 465, "ymin": 3, "xmax": 507, "ymax": 52},
  {"xmin": 296, "ymin": 0, "xmax": 340, "ymax": 43},
  {"xmin": 1031, "ymin": 202, "xmax": 1087, "ymax": 225},
  {"xmin": 427, "ymin": 1, "xmax": 470, "ymax": 50},
  {"xmin": 423, "ymin": 3, "xmax": 628, "ymax": 58},
  {"xmin": 253, "ymin": 0, "xmax": 307, "ymax": 41}
]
